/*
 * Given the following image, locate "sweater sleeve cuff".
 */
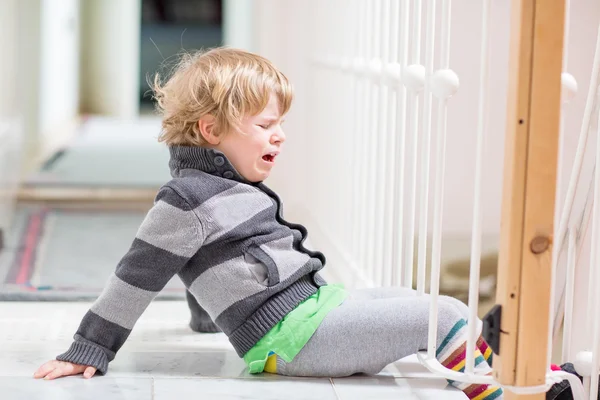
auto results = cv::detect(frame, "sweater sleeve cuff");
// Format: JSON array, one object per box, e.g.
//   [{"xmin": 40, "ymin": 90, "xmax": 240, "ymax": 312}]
[{"xmin": 56, "ymin": 341, "xmax": 109, "ymax": 375}]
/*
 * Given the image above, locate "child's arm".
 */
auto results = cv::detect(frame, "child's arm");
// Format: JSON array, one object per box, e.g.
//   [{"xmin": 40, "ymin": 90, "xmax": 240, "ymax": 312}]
[{"xmin": 34, "ymin": 185, "xmax": 204, "ymax": 379}]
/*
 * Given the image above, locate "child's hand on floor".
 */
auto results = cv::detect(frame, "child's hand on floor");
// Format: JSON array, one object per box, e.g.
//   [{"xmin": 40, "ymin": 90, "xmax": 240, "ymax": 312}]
[{"xmin": 33, "ymin": 360, "xmax": 97, "ymax": 380}]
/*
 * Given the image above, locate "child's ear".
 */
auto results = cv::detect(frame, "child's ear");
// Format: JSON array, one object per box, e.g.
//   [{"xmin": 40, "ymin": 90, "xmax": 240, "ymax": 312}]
[{"xmin": 198, "ymin": 115, "xmax": 220, "ymax": 145}]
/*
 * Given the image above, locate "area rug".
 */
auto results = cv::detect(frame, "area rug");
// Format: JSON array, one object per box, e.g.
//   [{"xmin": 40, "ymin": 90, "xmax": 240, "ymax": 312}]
[{"xmin": 0, "ymin": 206, "xmax": 186, "ymax": 301}]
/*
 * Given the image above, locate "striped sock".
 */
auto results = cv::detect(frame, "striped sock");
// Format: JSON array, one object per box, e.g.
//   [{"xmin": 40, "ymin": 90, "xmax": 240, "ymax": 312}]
[
  {"xmin": 437, "ymin": 320, "xmax": 503, "ymax": 400},
  {"xmin": 476, "ymin": 335, "xmax": 493, "ymax": 367}
]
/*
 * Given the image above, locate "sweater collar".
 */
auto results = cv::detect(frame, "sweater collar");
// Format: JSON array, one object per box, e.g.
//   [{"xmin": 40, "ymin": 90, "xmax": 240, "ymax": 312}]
[{"xmin": 168, "ymin": 145, "xmax": 249, "ymax": 183}]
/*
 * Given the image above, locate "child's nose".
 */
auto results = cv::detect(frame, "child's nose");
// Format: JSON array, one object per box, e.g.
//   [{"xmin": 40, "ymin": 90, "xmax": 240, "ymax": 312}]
[{"xmin": 271, "ymin": 128, "xmax": 286, "ymax": 144}]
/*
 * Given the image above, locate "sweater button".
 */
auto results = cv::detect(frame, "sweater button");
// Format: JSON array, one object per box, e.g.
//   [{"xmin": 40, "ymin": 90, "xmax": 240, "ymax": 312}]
[
  {"xmin": 223, "ymin": 171, "xmax": 234, "ymax": 179},
  {"xmin": 214, "ymin": 156, "xmax": 225, "ymax": 166}
]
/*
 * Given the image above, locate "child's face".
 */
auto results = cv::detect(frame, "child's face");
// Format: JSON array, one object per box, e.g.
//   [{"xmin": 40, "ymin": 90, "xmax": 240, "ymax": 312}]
[{"xmin": 217, "ymin": 93, "xmax": 286, "ymax": 182}]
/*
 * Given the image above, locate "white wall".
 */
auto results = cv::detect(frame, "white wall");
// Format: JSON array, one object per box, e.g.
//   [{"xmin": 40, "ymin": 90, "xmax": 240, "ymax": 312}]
[
  {"xmin": 0, "ymin": 0, "xmax": 24, "ymax": 236},
  {"xmin": 39, "ymin": 0, "xmax": 80, "ymax": 138},
  {"xmin": 80, "ymin": 0, "xmax": 141, "ymax": 118},
  {"xmin": 248, "ymin": 0, "xmax": 314, "ymax": 223},
  {"xmin": 16, "ymin": 0, "xmax": 42, "ymax": 174},
  {"xmin": 223, "ymin": 0, "xmax": 255, "ymax": 52},
  {"xmin": 0, "ymin": 1, "xmax": 20, "ymax": 118}
]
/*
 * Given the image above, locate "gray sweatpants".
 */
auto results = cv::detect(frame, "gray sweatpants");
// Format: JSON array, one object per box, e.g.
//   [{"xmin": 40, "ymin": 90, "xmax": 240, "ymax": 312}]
[{"xmin": 274, "ymin": 287, "xmax": 475, "ymax": 377}]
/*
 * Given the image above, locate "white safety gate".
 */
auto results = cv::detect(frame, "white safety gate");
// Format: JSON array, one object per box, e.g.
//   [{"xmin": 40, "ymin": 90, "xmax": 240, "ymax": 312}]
[{"xmin": 304, "ymin": 0, "xmax": 598, "ymax": 398}]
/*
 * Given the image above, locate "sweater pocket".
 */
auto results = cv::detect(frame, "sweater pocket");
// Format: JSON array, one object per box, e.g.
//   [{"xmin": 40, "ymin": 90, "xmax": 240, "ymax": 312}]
[{"xmin": 245, "ymin": 245, "xmax": 280, "ymax": 287}]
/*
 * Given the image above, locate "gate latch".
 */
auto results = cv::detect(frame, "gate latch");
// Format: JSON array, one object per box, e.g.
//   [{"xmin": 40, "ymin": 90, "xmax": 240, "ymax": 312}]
[{"xmin": 482, "ymin": 305, "xmax": 502, "ymax": 355}]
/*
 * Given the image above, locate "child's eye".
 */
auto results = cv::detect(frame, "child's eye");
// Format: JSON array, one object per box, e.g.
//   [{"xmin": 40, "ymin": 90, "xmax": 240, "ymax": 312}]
[{"xmin": 259, "ymin": 124, "xmax": 271, "ymax": 130}]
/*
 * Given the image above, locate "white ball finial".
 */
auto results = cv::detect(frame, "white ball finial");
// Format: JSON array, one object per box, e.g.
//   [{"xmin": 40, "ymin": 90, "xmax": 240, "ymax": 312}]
[
  {"xmin": 403, "ymin": 64, "xmax": 425, "ymax": 92},
  {"xmin": 561, "ymin": 72, "xmax": 578, "ymax": 103},
  {"xmin": 574, "ymin": 351, "xmax": 593, "ymax": 377},
  {"xmin": 431, "ymin": 69, "xmax": 460, "ymax": 99}
]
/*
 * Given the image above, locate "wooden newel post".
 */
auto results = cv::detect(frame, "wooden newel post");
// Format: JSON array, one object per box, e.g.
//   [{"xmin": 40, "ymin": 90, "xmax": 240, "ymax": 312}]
[{"xmin": 490, "ymin": 1, "xmax": 566, "ymax": 399}]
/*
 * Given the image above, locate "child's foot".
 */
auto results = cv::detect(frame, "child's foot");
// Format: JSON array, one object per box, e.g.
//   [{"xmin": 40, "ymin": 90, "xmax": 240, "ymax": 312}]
[
  {"xmin": 189, "ymin": 319, "xmax": 221, "ymax": 333},
  {"xmin": 186, "ymin": 290, "xmax": 221, "ymax": 333},
  {"xmin": 438, "ymin": 321, "xmax": 503, "ymax": 399}
]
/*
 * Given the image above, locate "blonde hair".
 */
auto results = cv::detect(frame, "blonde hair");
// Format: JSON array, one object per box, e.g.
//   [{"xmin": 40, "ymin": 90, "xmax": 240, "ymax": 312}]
[{"xmin": 151, "ymin": 47, "xmax": 293, "ymax": 147}]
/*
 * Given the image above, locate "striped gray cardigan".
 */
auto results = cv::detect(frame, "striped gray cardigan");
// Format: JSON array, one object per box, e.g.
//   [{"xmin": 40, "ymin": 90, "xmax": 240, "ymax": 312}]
[{"xmin": 56, "ymin": 145, "xmax": 327, "ymax": 374}]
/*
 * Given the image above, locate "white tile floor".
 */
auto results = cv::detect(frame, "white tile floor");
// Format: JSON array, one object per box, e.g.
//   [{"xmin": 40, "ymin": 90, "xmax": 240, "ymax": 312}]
[{"xmin": 0, "ymin": 301, "xmax": 467, "ymax": 399}]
